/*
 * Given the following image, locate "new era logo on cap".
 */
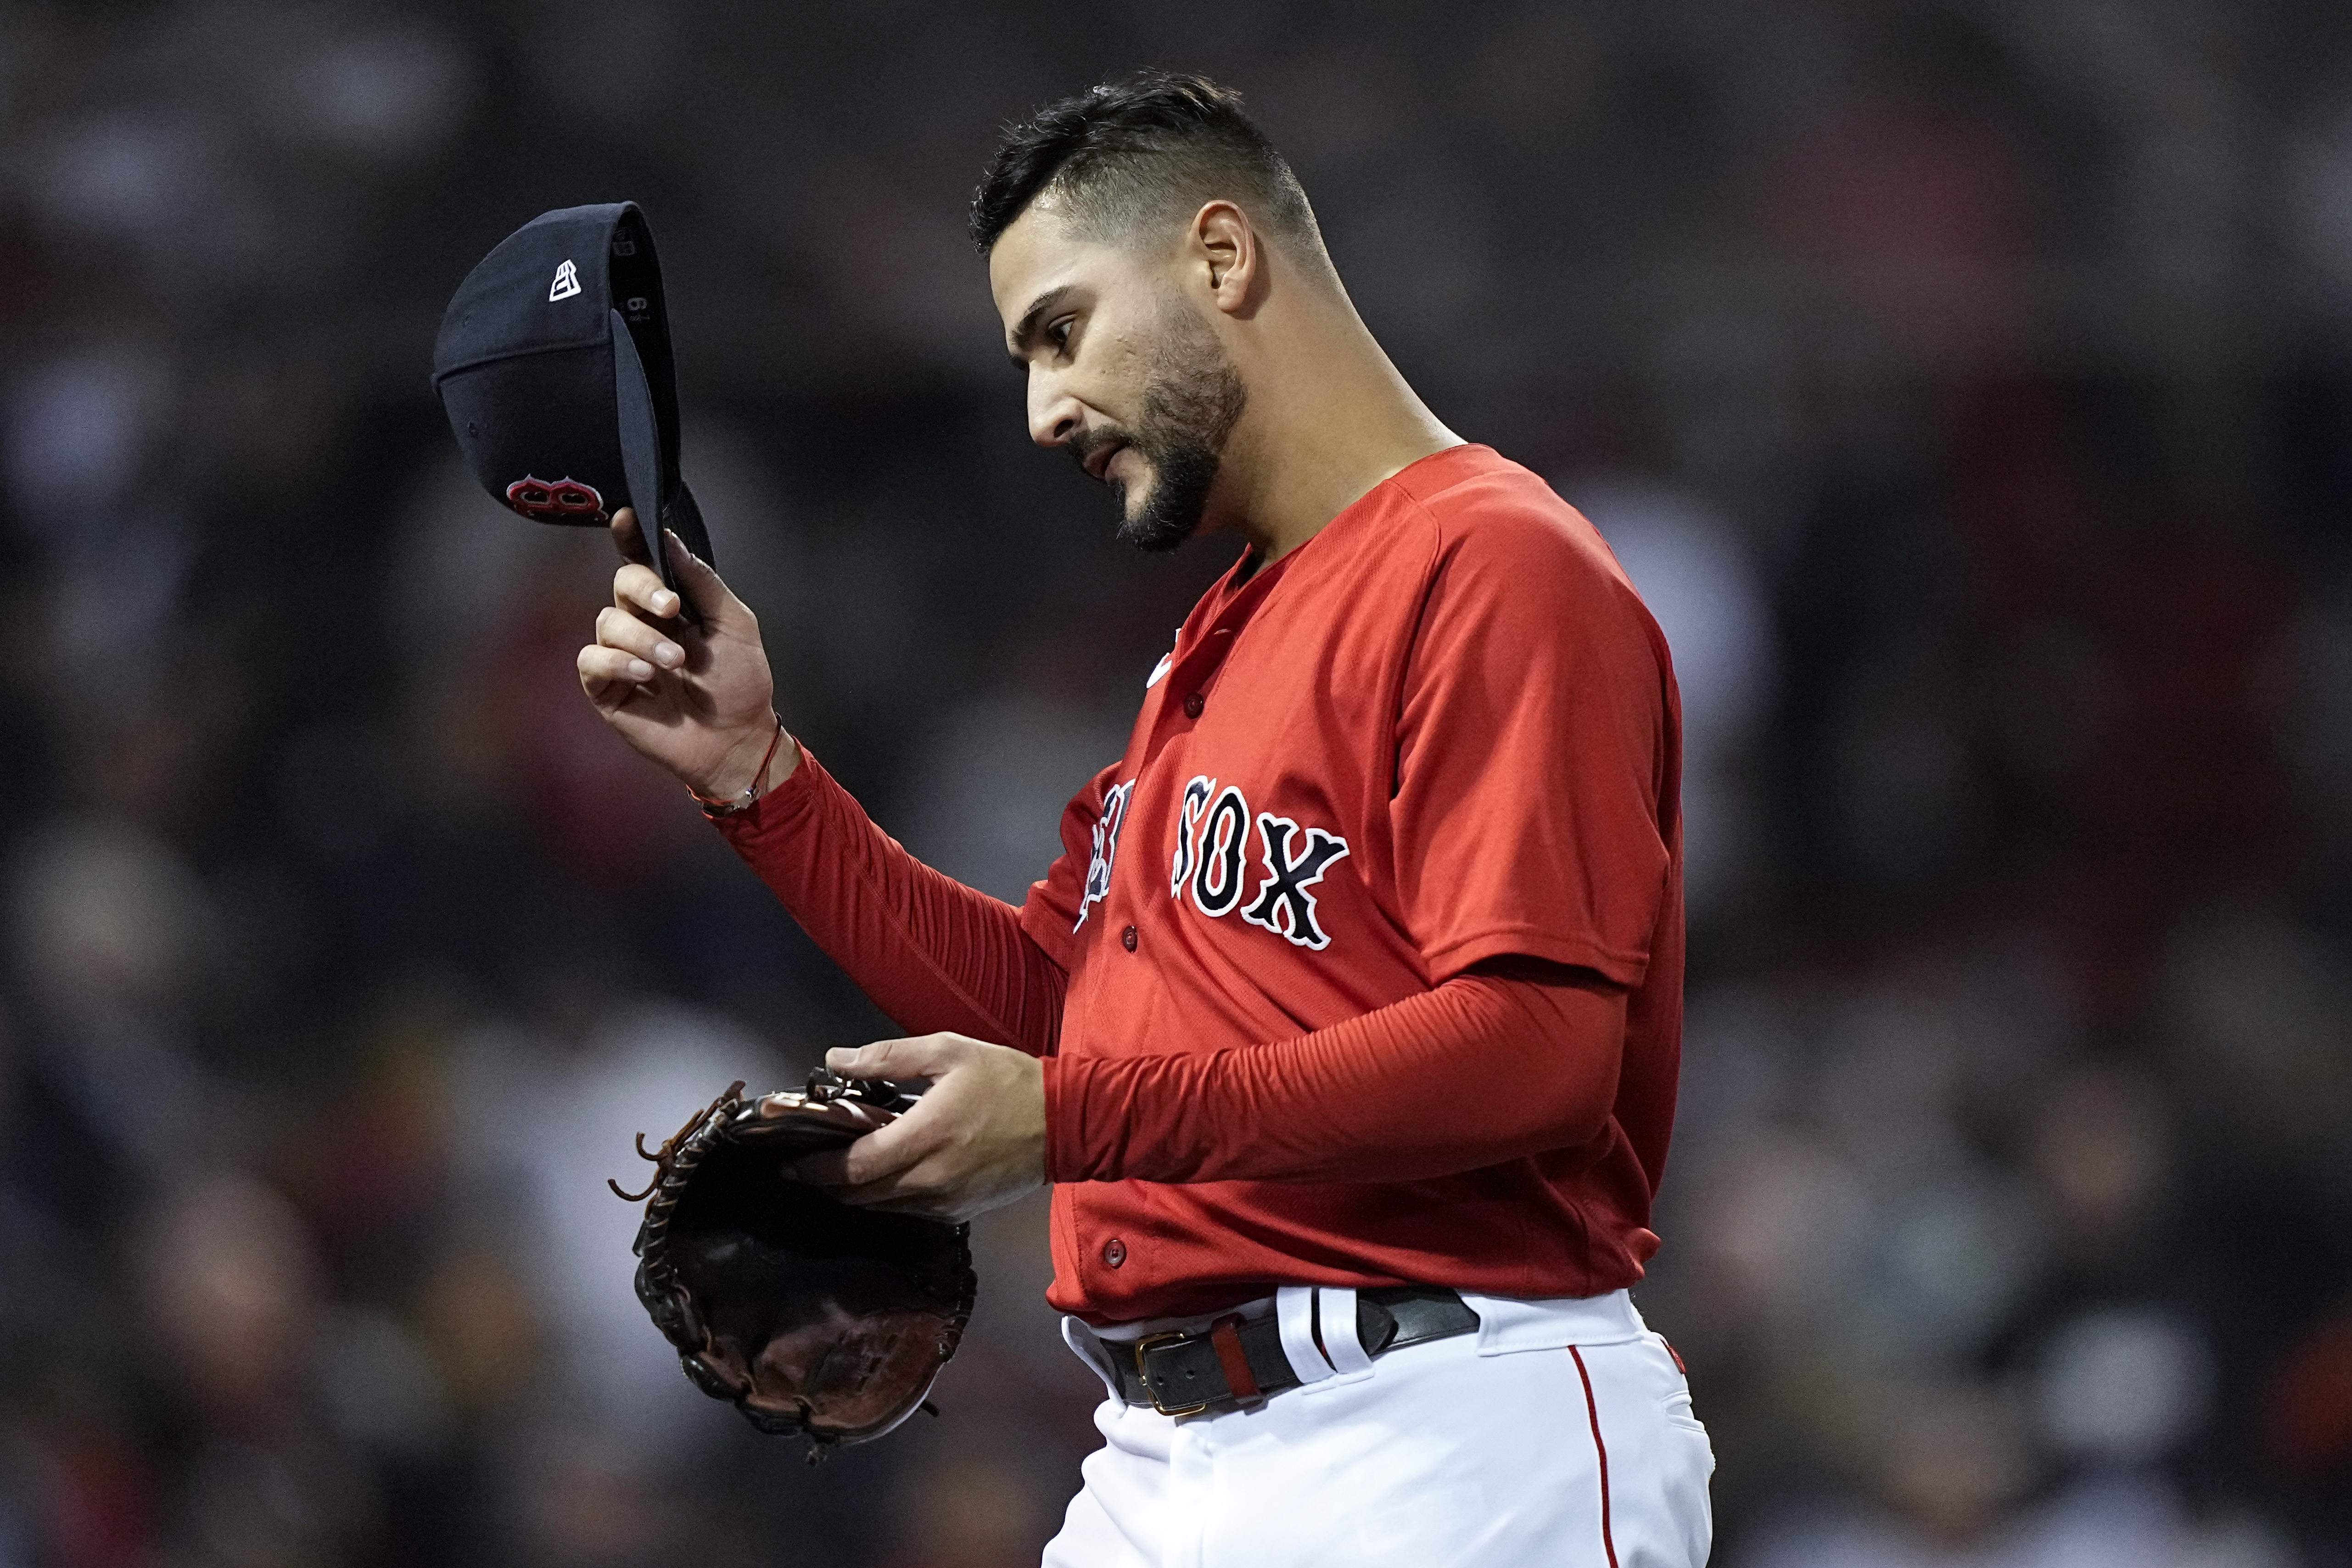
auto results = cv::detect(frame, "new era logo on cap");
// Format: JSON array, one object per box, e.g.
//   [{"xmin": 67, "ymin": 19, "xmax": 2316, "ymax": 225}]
[{"xmin": 549, "ymin": 258, "xmax": 582, "ymax": 301}]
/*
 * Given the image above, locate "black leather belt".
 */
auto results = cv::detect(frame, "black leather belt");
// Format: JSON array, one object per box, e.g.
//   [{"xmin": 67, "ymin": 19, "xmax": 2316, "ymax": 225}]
[{"xmin": 1108, "ymin": 1287, "xmax": 1480, "ymax": 1416}]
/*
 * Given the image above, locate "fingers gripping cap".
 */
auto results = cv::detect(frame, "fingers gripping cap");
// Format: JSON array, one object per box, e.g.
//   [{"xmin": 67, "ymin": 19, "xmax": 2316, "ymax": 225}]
[{"xmin": 431, "ymin": 202, "xmax": 715, "ymax": 588}]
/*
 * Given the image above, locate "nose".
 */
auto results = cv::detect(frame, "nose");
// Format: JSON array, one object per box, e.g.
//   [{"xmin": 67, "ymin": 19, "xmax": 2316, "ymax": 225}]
[{"xmin": 1027, "ymin": 369, "xmax": 1083, "ymax": 450}]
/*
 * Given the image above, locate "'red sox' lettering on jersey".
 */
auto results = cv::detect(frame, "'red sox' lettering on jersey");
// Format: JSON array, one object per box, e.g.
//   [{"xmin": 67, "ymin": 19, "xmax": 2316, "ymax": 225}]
[
  {"xmin": 1239, "ymin": 812, "xmax": 1350, "ymax": 950},
  {"xmin": 1073, "ymin": 778, "xmax": 1134, "ymax": 930},
  {"xmin": 1165, "ymin": 776, "xmax": 1353, "ymax": 951},
  {"xmin": 1168, "ymin": 777, "xmax": 1213, "ymax": 898},
  {"xmin": 1185, "ymin": 783, "xmax": 1252, "ymax": 916}
]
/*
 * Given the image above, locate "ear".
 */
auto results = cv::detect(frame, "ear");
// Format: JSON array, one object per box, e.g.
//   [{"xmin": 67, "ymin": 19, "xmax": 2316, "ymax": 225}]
[{"xmin": 1189, "ymin": 201, "xmax": 1258, "ymax": 315}]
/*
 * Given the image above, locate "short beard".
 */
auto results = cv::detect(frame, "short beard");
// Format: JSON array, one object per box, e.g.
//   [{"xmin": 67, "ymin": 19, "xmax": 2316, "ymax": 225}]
[{"xmin": 1079, "ymin": 300, "xmax": 1247, "ymax": 554}]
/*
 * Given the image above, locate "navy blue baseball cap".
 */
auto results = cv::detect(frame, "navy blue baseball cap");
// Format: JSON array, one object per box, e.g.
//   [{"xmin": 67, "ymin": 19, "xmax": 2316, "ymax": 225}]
[{"xmin": 431, "ymin": 202, "xmax": 714, "ymax": 594}]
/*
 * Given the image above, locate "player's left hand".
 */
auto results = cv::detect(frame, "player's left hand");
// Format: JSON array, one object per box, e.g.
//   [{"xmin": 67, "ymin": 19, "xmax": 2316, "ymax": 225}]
[{"xmin": 788, "ymin": 1033, "xmax": 1045, "ymax": 1224}]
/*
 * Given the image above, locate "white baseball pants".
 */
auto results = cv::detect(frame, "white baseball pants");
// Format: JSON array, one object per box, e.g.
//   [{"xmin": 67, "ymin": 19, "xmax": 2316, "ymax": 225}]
[{"xmin": 1046, "ymin": 1287, "xmax": 1714, "ymax": 1568}]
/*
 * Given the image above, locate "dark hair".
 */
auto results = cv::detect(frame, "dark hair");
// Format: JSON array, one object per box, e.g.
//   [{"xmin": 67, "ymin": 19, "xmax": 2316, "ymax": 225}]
[{"xmin": 969, "ymin": 71, "xmax": 1321, "ymax": 258}]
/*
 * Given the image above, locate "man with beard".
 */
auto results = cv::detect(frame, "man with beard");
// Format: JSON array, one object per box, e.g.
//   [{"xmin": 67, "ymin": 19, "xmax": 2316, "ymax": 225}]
[{"xmin": 578, "ymin": 72, "xmax": 1710, "ymax": 1568}]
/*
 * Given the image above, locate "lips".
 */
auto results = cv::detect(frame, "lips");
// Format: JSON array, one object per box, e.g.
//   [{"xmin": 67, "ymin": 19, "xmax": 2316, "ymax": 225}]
[{"xmin": 1083, "ymin": 441, "xmax": 1127, "ymax": 484}]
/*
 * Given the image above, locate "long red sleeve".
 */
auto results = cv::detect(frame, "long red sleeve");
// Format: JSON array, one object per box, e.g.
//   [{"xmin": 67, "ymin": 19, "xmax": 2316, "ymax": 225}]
[
  {"xmin": 712, "ymin": 746, "xmax": 1066, "ymax": 1055},
  {"xmin": 717, "ymin": 751, "xmax": 1626, "ymax": 1189},
  {"xmin": 1042, "ymin": 963, "xmax": 1627, "ymax": 1184}
]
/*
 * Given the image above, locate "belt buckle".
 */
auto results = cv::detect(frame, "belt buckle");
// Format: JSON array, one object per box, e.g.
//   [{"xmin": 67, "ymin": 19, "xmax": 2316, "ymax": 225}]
[{"xmin": 1131, "ymin": 1331, "xmax": 1214, "ymax": 1417}]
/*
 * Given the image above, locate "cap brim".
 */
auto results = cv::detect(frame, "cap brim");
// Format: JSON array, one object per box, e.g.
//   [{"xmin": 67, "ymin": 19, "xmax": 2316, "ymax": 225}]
[
  {"xmin": 665, "ymin": 483, "xmax": 715, "ymax": 571},
  {"xmin": 611, "ymin": 306, "xmax": 671, "ymax": 592}
]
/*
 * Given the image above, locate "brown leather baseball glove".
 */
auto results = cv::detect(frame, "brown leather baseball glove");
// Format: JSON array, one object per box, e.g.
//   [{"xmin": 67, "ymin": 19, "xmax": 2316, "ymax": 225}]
[{"xmin": 611, "ymin": 1072, "xmax": 977, "ymax": 1459}]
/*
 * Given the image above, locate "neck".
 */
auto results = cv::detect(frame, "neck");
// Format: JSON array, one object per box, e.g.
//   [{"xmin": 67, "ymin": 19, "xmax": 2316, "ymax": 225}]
[{"xmin": 1213, "ymin": 289, "xmax": 1461, "ymax": 565}]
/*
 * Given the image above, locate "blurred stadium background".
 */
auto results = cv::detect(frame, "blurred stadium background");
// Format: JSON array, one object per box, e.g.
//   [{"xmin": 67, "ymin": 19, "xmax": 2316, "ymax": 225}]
[{"xmin": 3, "ymin": 1, "xmax": 2350, "ymax": 1564}]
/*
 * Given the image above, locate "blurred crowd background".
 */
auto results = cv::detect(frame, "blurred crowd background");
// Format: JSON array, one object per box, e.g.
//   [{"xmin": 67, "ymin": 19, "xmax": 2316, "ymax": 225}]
[{"xmin": 1, "ymin": 1, "xmax": 2349, "ymax": 1564}]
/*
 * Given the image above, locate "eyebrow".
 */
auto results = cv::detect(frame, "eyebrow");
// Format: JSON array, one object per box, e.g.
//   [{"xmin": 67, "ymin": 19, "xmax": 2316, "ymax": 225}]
[{"xmin": 1006, "ymin": 285, "xmax": 1079, "ymax": 368}]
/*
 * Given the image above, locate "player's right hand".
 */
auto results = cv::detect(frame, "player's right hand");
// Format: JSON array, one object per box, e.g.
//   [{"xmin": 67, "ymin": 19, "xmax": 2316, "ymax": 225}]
[{"xmin": 577, "ymin": 508, "xmax": 799, "ymax": 802}]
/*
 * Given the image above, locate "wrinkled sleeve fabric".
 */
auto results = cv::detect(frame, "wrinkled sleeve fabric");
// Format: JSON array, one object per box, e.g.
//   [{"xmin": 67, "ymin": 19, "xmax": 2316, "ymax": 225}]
[
  {"xmin": 1043, "ymin": 963, "xmax": 1625, "ymax": 1183},
  {"xmin": 1388, "ymin": 509, "xmax": 1674, "ymax": 986},
  {"xmin": 713, "ymin": 745, "xmax": 1071, "ymax": 1056}
]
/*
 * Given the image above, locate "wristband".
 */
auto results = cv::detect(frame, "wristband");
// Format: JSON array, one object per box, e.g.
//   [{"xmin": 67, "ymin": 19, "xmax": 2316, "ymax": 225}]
[{"xmin": 689, "ymin": 715, "xmax": 786, "ymax": 818}]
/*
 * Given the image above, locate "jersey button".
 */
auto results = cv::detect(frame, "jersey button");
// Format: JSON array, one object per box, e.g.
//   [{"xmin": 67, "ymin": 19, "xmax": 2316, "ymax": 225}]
[
  {"xmin": 1103, "ymin": 1237, "xmax": 1127, "ymax": 1268},
  {"xmin": 1121, "ymin": 924, "xmax": 1138, "ymax": 952},
  {"xmin": 1182, "ymin": 691, "xmax": 1204, "ymax": 719}
]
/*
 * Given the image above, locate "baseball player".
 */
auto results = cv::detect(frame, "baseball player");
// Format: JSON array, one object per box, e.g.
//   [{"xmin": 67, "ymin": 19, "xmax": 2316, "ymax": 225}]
[{"xmin": 579, "ymin": 72, "xmax": 1711, "ymax": 1568}]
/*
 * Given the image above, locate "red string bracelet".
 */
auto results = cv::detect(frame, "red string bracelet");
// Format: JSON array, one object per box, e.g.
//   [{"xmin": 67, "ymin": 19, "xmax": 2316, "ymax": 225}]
[{"xmin": 688, "ymin": 713, "xmax": 786, "ymax": 818}]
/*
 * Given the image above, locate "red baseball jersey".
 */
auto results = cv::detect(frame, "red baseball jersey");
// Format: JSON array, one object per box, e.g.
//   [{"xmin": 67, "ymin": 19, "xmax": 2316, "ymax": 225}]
[{"xmin": 1019, "ymin": 442, "xmax": 1685, "ymax": 1322}]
